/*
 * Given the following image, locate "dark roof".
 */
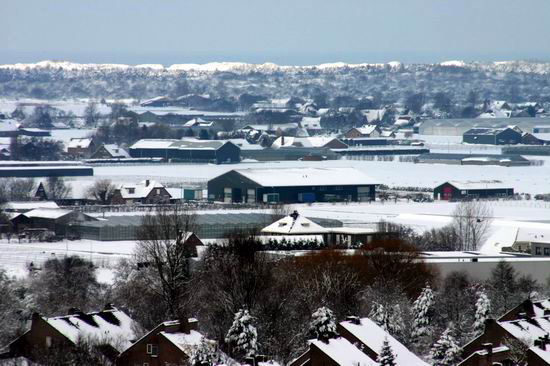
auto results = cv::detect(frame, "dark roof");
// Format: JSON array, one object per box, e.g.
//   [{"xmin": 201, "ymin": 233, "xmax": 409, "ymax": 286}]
[
  {"xmin": 463, "ymin": 127, "xmax": 514, "ymax": 136},
  {"xmin": 417, "ymin": 153, "xmax": 529, "ymax": 162}
]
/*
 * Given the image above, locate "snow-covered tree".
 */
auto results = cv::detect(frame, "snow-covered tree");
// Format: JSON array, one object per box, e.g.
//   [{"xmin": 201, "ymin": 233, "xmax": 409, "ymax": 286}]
[
  {"xmin": 369, "ymin": 303, "xmax": 404, "ymax": 337},
  {"xmin": 431, "ymin": 327, "xmax": 461, "ymax": 366},
  {"xmin": 309, "ymin": 306, "xmax": 338, "ymax": 341},
  {"xmin": 411, "ymin": 284, "xmax": 434, "ymax": 339},
  {"xmin": 473, "ymin": 290, "xmax": 491, "ymax": 335},
  {"xmin": 191, "ymin": 337, "xmax": 218, "ymax": 366},
  {"xmin": 225, "ymin": 309, "xmax": 258, "ymax": 358},
  {"xmin": 377, "ymin": 337, "xmax": 397, "ymax": 366}
]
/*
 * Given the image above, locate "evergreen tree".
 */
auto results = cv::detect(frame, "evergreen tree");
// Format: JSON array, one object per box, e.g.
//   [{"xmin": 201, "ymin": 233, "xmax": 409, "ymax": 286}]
[
  {"xmin": 309, "ymin": 306, "xmax": 338, "ymax": 341},
  {"xmin": 369, "ymin": 303, "xmax": 404, "ymax": 337},
  {"xmin": 473, "ymin": 290, "xmax": 491, "ymax": 335},
  {"xmin": 412, "ymin": 284, "xmax": 434, "ymax": 339},
  {"xmin": 377, "ymin": 337, "xmax": 397, "ymax": 366},
  {"xmin": 191, "ymin": 337, "xmax": 218, "ymax": 366},
  {"xmin": 431, "ymin": 327, "xmax": 461, "ymax": 366},
  {"xmin": 225, "ymin": 309, "xmax": 258, "ymax": 358}
]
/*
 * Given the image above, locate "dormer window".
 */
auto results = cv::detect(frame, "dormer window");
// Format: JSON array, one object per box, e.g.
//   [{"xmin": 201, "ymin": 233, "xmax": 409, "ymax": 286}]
[{"xmin": 128, "ymin": 188, "xmax": 135, "ymax": 194}]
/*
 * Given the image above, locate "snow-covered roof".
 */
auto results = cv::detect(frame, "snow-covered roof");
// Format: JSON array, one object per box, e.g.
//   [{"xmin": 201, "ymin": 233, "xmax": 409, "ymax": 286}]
[
  {"xmin": 67, "ymin": 138, "xmax": 93, "ymax": 149},
  {"xmin": 160, "ymin": 329, "xmax": 203, "ymax": 354},
  {"xmin": 301, "ymin": 116, "xmax": 322, "ymax": 129},
  {"xmin": 262, "ymin": 212, "xmax": 328, "ymax": 234},
  {"xmin": 310, "ymin": 337, "xmax": 377, "ymax": 366},
  {"xmin": 22, "ymin": 208, "xmax": 74, "ymax": 219},
  {"xmin": 0, "ymin": 119, "xmax": 19, "ymax": 132},
  {"xmin": 43, "ymin": 308, "xmax": 138, "ymax": 353},
  {"xmin": 4, "ymin": 201, "xmax": 59, "ymax": 211},
  {"xmin": 361, "ymin": 109, "xmax": 386, "ymax": 122},
  {"xmin": 100, "ymin": 144, "xmax": 130, "ymax": 158},
  {"xmin": 444, "ymin": 180, "xmax": 512, "ymax": 190},
  {"xmin": 130, "ymin": 139, "xmax": 230, "ymax": 150},
  {"xmin": 183, "ymin": 117, "xmax": 213, "ymax": 128},
  {"xmin": 232, "ymin": 167, "xmax": 378, "ymax": 187},
  {"xmin": 339, "ymin": 317, "xmax": 429, "ymax": 366},
  {"xmin": 352, "ymin": 125, "xmax": 379, "ymax": 136},
  {"xmin": 499, "ymin": 316, "xmax": 550, "ymax": 363},
  {"xmin": 271, "ymin": 136, "xmax": 340, "ymax": 149},
  {"xmin": 117, "ymin": 180, "xmax": 169, "ymax": 199}
]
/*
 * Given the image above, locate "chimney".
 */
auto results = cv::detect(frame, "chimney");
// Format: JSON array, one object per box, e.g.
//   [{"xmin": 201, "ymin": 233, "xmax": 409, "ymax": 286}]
[
  {"xmin": 179, "ymin": 317, "xmax": 191, "ymax": 334},
  {"xmin": 68, "ymin": 307, "xmax": 82, "ymax": 315},
  {"xmin": 346, "ymin": 316, "xmax": 361, "ymax": 325},
  {"xmin": 145, "ymin": 179, "xmax": 150, "ymax": 187},
  {"xmin": 31, "ymin": 312, "xmax": 41, "ymax": 325},
  {"xmin": 103, "ymin": 303, "xmax": 116, "ymax": 311},
  {"xmin": 482, "ymin": 343, "xmax": 493, "ymax": 358}
]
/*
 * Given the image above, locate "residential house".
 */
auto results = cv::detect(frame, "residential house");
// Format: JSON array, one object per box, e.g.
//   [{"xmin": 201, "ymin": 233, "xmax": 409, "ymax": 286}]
[
  {"xmin": 67, "ymin": 137, "xmax": 96, "ymax": 159},
  {"xmin": 499, "ymin": 299, "xmax": 550, "ymax": 322},
  {"xmin": 116, "ymin": 318, "xmax": 215, "ymax": 366},
  {"xmin": 461, "ymin": 315, "xmax": 550, "ymax": 366},
  {"xmin": 4, "ymin": 305, "xmax": 139, "ymax": 363},
  {"xmin": 111, "ymin": 180, "xmax": 172, "ymax": 205},
  {"xmin": 344, "ymin": 125, "xmax": 381, "ymax": 138},
  {"xmin": 90, "ymin": 144, "xmax": 130, "ymax": 159},
  {"xmin": 300, "ymin": 117, "xmax": 323, "ymax": 135},
  {"xmin": 394, "ymin": 115, "xmax": 416, "ymax": 127},
  {"xmin": 290, "ymin": 316, "xmax": 427, "ymax": 366}
]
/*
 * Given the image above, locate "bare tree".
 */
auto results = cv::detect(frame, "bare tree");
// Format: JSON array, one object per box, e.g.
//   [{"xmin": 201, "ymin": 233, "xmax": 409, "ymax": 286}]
[
  {"xmin": 87, "ymin": 179, "xmax": 117, "ymax": 204},
  {"xmin": 503, "ymin": 336, "xmax": 530, "ymax": 366},
  {"xmin": 0, "ymin": 178, "xmax": 36, "ymax": 202},
  {"xmin": 451, "ymin": 201, "xmax": 493, "ymax": 251},
  {"xmin": 135, "ymin": 205, "xmax": 197, "ymax": 319},
  {"xmin": 84, "ymin": 101, "xmax": 99, "ymax": 126},
  {"xmin": 45, "ymin": 176, "xmax": 72, "ymax": 201}
]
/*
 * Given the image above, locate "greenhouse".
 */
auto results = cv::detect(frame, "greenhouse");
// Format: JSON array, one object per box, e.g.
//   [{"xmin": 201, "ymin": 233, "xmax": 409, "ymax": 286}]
[{"xmin": 71, "ymin": 213, "xmax": 342, "ymax": 241}]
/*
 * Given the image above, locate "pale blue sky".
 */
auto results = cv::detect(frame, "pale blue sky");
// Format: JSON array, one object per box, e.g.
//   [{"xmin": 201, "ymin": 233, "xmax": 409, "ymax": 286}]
[{"xmin": 2, "ymin": 0, "xmax": 550, "ymax": 65}]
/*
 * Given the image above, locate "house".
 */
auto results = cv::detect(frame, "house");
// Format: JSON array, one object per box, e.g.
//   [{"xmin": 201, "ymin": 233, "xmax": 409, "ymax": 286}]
[
  {"xmin": 10, "ymin": 208, "xmax": 96, "ymax": 235},
  {"xmin": 499, "ymin": 298, "xmax": 550, "ymax": 322},
  {"xmin": 207, "ymin": 167, "xmax": 378, "ymax": 204},
  {"xmin": 463, "ymin": 127, "xmax": 522, "ymax": 145},
  {"xmin": 90, "ymin": 144, "xmax": 130, "ymax": 159},
  {"xmin": 129, "ymin": 139, "xmax": 241, "ymax": 164},
  {"xmin": 111, "ymin": 180, "xmax": 172, "ymax": 205},
  {"xmin": 394, "ymin": 115, "xmax": 416, "ymax": 127},
  {"xmin": 522, "ymin": 132, "xmax": 546, "ymax": 145},
  {"xmin": 0, "ymin": 119, "xmax": 20, "ymax": 137},
  {"xmin": 116, "ymin": 318, "xmax": 215, "ymax": 366},
  {"xmin": 415, "ymin": 153, "xmax": 531, "ymax": 167},
  {"xmin": 290, "ymin": 316, "xmax": 427, "ymax": 366},
  {"xmin": 300, "ymin": 117, "xmax": 323, "ymax": 135},
  {"xmin": 461, "ymin": 316, "xmax": 550, "ymax": 366},
  {"xmin": 270, "ymin": 136, "xmax": 347, "ymax": 149},
  {"xmin": 140, "ymin": 96, "xmax": 171, "ymax": 107},
  {"xmin": 433, "ymin": 181, "xmax": 514, "ymax": 200},
  {"xmin": 344, "ymin": 125, "xmax": 381, "ymax": 138},
  {"xmin": 67, "ymin": 137, "xmax": 96, "ymax": 159},
  {"xmin": 4, "ymin": 305, "xmax": 139, "ymax": 363}
]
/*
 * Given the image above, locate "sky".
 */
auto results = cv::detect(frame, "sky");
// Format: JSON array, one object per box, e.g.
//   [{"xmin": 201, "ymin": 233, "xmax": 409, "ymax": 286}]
[{"xmin": 2, "ymin": 0, "xmax": 550, "ymax": 66}]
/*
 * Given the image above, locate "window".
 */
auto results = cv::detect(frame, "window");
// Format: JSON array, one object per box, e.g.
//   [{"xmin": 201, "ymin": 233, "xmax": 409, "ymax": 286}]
[
  {"xmin": 544, "ymin": 248, "xmax": 549, "ymax": 256},
  {"xmin": 128, "ymin": 188, "xmax": 135, "ymax": 194},
  {"xmin": 45, "ymin": 336, "xmax": 52, "ymax": 348},
  {"xmin": 535, "ymin": 246, "xmax": 541, "ymax": 255},
  {"xmin": 146, "ymin": 344, "xmax": 158, "ymax": 357}
]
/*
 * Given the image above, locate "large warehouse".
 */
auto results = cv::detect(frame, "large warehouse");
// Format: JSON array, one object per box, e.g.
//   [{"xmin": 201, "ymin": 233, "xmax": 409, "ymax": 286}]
[
  {"xmin": 433, "ymin": 181, "xmax": 514, "ymax": 200},
  {"xmin": 207, "ymin": 167, "xmax": 378, "ymax": 203},
  {"xmin": 129, "ymin": 139, "xmax": 241, "ymax": 164}
]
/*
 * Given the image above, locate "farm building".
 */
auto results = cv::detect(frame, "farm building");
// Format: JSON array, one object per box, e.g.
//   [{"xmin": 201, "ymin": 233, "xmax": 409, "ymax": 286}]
[
  {"xmin": 207, "ymin": 167, "xmax": 378, "ymax": 203},
  {"xmin": 270, "ymin": 136, "xmax": 347, "ymax": 149},
  {"xmin": 415, "ymin": 153, "xmax": 531, "ymax": 167},
  {"xmin": 344, "ymin": 124, "xmax": 381, "ymax": 138},
  {"xmin": 90, "ymin": 144, "xmax": 130, "ymax": 159},
  {"xmin": 433, "ymin": 181, "xmax": 514, "ymax": 200},
  {"xmin": 463, "ymin": 127, "xmax": 522, "ymax": 145},
  {"xmin": 0, "ymin": 161, "xmax": 93, "ymax": 178},
  {"xmin": 419, "ymin": 117, "xmax": 550, "ymax": 136},
  {"xmin": 129, "ymin": 139, "xmax": 240, "ymax": 163}
]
